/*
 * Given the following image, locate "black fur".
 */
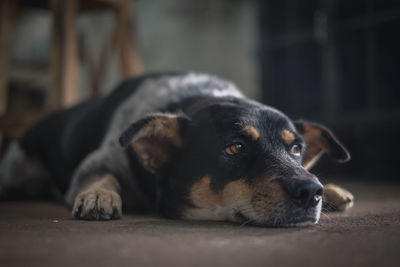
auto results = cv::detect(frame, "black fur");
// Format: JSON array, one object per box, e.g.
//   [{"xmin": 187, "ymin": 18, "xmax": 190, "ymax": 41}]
[
  {"xmin": 0, "ymin": 72, "xmax": 350, "ymax": 226},
  {"xmin": 18, "ymin": 73, "xmax": 170, "ymax": 193}
]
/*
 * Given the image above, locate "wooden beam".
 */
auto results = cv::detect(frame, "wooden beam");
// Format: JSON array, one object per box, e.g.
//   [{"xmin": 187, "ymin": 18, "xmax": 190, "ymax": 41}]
[
  {"xmin": 49, "ymin": 0, "xmax": 62, "ymax": 109},
  {"xmin": 61, "ymin": 0, "xmax": 79, "ymax": 107},
  {"xmin": 113, "ymin": 0, "xmax": 143, "ymax": 78},
  {"xmin": 49, "ymin": 0, "xmax": 80, "ymax": 109},
  {"xmin": 0, "ymin": 0, "xmax": 18, "ymax": 116}
]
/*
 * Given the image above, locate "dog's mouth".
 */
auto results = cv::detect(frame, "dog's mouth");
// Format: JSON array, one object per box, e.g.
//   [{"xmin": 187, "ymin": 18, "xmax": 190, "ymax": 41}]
[
  {"xmin": 234, "ymin": 208, "xmax": 320, "ymax": 228},
  {"xmin": 271, "ymin": 216, "xmax": 318, "ymax": 228}
]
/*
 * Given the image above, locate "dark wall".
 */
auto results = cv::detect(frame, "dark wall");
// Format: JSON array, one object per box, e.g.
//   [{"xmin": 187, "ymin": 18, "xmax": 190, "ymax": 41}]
[{"xmin": 259, "ymin": 0, "xmax": 400, "ymax": 180}]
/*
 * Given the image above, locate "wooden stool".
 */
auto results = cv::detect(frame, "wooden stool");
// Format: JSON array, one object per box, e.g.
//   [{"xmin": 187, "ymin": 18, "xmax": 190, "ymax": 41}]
[{"xmin": 0, "ymin": 0, "xmax": 143, "ymax": 150}]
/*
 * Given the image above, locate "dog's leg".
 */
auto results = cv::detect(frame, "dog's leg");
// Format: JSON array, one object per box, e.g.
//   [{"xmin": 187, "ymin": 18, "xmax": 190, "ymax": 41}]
[
  {"xmin": 66, "ymin": 146, "xmax": 127, "ymax": 220},
  {"xmin": 72, "ymin": 174, "xmax": 122, "ymax": 220},
  {"xmin": 65, "ymin": 143, "xmax": 148, "ymax": 220},
  {"xmin": 322, "ymin": 184, "xmax": 354, "ymax": 212}
]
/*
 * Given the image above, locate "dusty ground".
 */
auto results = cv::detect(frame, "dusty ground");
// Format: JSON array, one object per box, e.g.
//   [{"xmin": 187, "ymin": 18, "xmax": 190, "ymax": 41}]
[{"xmin": 1, "ymin": 181, "xmax": 400, "ymax": 267}]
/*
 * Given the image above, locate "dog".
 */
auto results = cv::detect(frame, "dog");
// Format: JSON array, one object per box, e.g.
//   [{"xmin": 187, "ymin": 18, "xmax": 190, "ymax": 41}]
[{"xmin": 0, "ymin": 72, "xmax": 353, "ymax": 227}]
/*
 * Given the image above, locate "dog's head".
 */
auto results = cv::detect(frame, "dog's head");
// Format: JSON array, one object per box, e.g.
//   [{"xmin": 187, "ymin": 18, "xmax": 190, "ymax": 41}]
[{"xmin": 119, "ymin": 98, "xmax": 350, "ymax": 227}]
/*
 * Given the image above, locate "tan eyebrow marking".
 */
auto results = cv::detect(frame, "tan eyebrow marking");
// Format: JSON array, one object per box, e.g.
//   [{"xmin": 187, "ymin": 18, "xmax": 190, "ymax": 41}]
[
  {"xmin": 242, "ymin": 125, "xmax": 260, "ymax": 140},
  {"xmin": 281, "ymin": 129, "xmax": 295, "ymax": 145}
]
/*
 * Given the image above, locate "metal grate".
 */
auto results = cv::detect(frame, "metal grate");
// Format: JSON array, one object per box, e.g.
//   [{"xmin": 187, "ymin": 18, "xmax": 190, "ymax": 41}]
[{"xmin": 259, "ymin": 0, "xmax": 400, "ymax": 123}]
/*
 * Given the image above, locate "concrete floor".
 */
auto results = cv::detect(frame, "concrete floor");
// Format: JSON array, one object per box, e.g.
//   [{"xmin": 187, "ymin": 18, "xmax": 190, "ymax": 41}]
[{"xmin": 1, "ymin": 181, "xmax": 400, "ymax": 267}]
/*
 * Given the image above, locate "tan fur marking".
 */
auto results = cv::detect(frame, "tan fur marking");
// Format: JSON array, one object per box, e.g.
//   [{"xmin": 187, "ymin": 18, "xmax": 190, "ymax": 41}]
[
  {"xmin": 281, "ymin": 129, "xmax": 295, "ymax": 145},
  {"xmin": 304, "ymin": 151, "xmax": 323, "ymax": 170},
  {"xmin": 243, "ymin": 125, "xmax": 260, "ymax": 140},
  {"xmin": 189, "ymin": 176, "xmax": 221, "ymax": 209},
  {"xmin": 190, "ymin": 176, "xmax": 253, "ymax": 208},
  {"xmin": 302, "ymin": 124, "xmax": 329, "ymax": 169},
  {"xmin": 131, "ymin": 114, "xmax": 182, "ymax": 173},
  {"xmin": 250, "ymin": 175, "xmax": 285, "ymax": 216},
  {"xmin": 303, "ymin": 124, "xmax": 326, "ymax": 149},
  {"xmin": 152, "ymin": 116, "xmax": 182, "ymax": 146},
  {"xmin": 187, "ymin": 175, "xmax": 288, "ymax": 223},
  {"xmin": 187, "ymin": 172, "xmax": 321, "ymax": 225},
  {"xmin": 132, "ymin": 115, "xmax": 182, "ymax": 147},
  {"xmin": 221, "ymin": 179, "xmax": 253, "ymax": 206},
  {"xmin": 187, "ymin": 176, "xmax": 253, "ymax": 220}
]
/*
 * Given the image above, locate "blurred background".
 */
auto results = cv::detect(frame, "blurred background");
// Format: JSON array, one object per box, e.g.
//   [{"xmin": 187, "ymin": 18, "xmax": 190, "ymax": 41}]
[{"xmin": 0, "ymin": 0, "xmax": 399, "ymax": 181}]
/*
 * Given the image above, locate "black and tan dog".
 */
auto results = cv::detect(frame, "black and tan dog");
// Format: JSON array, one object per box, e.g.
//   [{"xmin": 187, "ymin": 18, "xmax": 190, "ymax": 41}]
[{"xmin": 0, "ymin": 73, "xmax": 353, "ymax": 227}]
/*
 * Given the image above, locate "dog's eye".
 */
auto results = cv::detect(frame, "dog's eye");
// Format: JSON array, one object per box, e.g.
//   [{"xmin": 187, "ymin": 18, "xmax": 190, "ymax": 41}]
[
  {"xmin": 225, "ymin": 143, "xmax": 245, "ymax": 155},
  {"xmin": 290, "ymin": 144, "xmax": 302, "ymax": 156}
]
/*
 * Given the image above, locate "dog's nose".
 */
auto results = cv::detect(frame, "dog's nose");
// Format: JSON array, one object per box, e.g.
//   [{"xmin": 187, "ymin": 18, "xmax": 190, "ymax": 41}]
[{"xmin": 285, "ymin": 178, "xmax": 324, "ymax": 208}]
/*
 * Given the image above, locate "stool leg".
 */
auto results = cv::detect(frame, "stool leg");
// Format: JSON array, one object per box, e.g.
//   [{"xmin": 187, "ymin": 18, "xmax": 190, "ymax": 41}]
[
  {"xmin": 50, "ymin": 0, "xmax": 79, "ymax": 109},
  {"xmin": 114, "ymin": 0, "xmax": 143, "ymax": 79},
  {"xmin": 61, "ymin": 0, "xmax": 79, "ymax": 107},
  {"xmin": 50, "ymin": 0, "xmax": 62, "ymax": 110},
  {"xmin": 0, "ymin": 0, "xmax": 17, "ymax": 117}
]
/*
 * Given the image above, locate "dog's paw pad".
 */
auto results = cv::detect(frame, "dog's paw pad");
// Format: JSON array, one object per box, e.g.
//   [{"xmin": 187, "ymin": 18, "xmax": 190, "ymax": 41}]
[
  {"xmin": 323, "ymin": 184, "xmax": 354, "ymax": 212},
  {"xmin": 72, "ymin": 189, "xmax": 122, "ymax": 220}
]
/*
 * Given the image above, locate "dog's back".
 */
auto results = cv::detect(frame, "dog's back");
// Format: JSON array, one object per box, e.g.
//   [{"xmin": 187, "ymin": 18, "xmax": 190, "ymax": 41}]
[
  {"xmin": 0, "ymin": 73, "xmax": 166, "ymax": 195},
  {"xmin": 0, "ymin": 73, "xmax": 243, "ymax": 198}
]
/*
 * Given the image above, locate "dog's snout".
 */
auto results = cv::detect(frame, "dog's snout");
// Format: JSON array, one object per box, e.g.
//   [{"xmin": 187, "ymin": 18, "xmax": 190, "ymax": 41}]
[{"xmin": 285, "ymin": 178, "xmax": 323, "ymax": 208}]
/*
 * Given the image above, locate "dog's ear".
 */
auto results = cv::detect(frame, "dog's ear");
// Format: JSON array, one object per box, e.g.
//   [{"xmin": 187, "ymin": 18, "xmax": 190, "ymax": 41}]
[
  {"xmin": 294, "ymin": 120, "xmax": 350, "ymax": 170},
  {"xmin": 119, "ymin": 113, "xmax": 190, "ymax": 173}
]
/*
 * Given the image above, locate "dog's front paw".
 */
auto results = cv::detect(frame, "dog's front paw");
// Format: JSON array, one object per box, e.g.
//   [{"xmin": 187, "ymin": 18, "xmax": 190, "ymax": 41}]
[
  {"xmin": 72, "ymin": 188, "xmax": 122, "ymax": 220},
  {"xmin": 323, "ymin": 184, "xmax": 354, "ymax": 212}
]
